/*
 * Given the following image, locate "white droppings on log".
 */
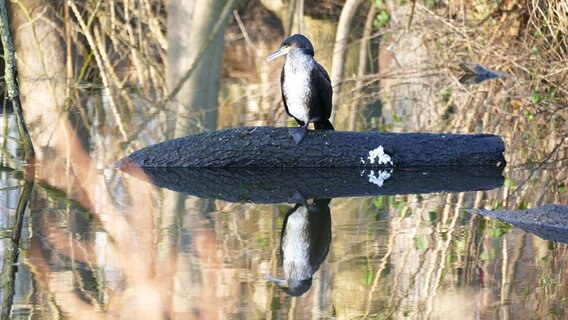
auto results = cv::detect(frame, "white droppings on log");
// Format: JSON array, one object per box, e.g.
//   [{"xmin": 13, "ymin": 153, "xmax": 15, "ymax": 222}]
[
  {"xmin": 367, "ymin": 145, "xmax": 393, "ymax": 165},
  {"xmin": 367, "ymin": 169, "xmax": 392, "ymax": 187}
]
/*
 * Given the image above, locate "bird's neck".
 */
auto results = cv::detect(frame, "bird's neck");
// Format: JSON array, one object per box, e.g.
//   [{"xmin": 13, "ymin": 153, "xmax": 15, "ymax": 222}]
[{"xmin": 285, "ymin": 51, "xmax": 314, "ymax": 74}]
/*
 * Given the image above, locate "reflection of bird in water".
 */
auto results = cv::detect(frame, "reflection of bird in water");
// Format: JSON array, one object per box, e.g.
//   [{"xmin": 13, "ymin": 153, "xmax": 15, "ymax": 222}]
[
  {"xmin": 266, "ymin": 34, "xmax": 334, "ymax": 144},
  {"xmin": 266, "ymin": 198, "xmax": 332, "ymax": 297}
]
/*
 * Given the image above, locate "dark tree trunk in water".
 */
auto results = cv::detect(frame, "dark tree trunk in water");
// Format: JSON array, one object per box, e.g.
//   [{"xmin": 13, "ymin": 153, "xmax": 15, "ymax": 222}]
[
  {"xmin": 125, "ymin": 167, "xmax": 505, "ymax": 204},
  {"xmin": 474, "ymin": 205, "xmax": 568, "ymax": 244},
  {"xmin": 116, "ymin": 126, "xmax": 506, "ymax": 168}
]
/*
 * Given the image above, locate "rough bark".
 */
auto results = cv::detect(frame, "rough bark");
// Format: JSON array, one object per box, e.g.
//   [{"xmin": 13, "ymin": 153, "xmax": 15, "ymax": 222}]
[
  {"xmin": 116, "ymin": 126, "xmax": 506, "ymax": 168},
  {"xmin": 474, "ymin": 205, "xmax": 568, "ymax": 244},
  {"xmin": 121, "ymin": 166, "xmax": 505, "ymax": 204}
]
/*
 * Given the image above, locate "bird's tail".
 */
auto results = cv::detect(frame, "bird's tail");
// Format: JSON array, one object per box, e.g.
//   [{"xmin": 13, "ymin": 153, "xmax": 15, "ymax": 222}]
[{"xmin": 314, "ymin": 119, "xmax": 334, "ymax": 130}]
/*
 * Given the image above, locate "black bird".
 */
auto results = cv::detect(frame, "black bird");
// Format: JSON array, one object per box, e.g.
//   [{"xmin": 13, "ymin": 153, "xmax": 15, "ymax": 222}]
[{"xmin": 266, "ymin": 34, "xmax": 334, "ymax": 144}]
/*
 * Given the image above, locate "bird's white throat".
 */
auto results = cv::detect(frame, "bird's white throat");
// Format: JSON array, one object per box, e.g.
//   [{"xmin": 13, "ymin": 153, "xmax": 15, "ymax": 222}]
[
  {"xmin": 283, "ymin": 52, "xmax": 314, "ymax": 123},
  {"xmin": 282, "ymin": 205, "xmax": 312, "ymax": 279}
]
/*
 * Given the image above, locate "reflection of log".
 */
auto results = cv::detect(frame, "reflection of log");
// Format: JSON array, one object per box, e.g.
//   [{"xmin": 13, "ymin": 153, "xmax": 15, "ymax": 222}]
[
  {"xmin": 122, "ymin": 166, "xmax": 505, "ymax": 203},
  {"xmin": 474, "ymin": 205, "xmax": 568, "ymax": 244},
  {"xmin": 117, "ymin": 126, "xmax": 506, "ymax": 168}
]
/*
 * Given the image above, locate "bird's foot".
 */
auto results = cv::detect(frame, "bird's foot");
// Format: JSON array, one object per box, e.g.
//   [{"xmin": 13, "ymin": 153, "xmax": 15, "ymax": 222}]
[
  {"xmin": 289, "ymin": 126, "xmax": 308, "ymax": 144},
  {"xmin": 288, "ymin": 190, "xmax": 307, "ymax": 205}
]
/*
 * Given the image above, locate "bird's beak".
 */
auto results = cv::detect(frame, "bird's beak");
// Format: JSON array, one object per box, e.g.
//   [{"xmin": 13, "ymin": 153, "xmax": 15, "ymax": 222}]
[
  {"xmin": 265, "ymin": 274, "xmax": 288, "ymax": 287},
  {"xmin": 266, "ymin": 46, "xmax": 289, "ymax": 62}
]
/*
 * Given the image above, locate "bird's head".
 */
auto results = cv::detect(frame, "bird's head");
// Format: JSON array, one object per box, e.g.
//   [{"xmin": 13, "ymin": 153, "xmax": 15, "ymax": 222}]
[{"xmin": 266, "ymin": 34, "xmax": 315, "ymax": 62}]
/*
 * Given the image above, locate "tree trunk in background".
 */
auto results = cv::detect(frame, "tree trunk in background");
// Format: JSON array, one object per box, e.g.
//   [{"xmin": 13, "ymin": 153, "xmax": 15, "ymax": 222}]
[
  {"xmin": 167, "ymin": 0, "xmax": 229, "ymax": 137},
  {"xmin": 379, "ymin": 1, "xmax": 436, "ymax": 132},
  {"xmin": 9, "ymin": 1, "xmax": 66, "ymax": 160},
  {"xmin": 330, "ymin": 0, "xmax": 364, "ymax": 122},
  {"xmin": 349, "ymin": 4, "xmax": 378, "ymax": 131}
]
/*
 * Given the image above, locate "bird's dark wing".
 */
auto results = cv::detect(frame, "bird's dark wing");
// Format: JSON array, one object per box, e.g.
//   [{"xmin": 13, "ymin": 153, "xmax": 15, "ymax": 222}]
[
  {"xmin": 307, "ymin": 201, "xmax": 332, "ymax": 268},
  {"xmin": 313, "ymin": 62, "xmax": 333, "ymax": 119},
  {"xmin": 316, "ymin": 61, "xmax": 331, "ymax": 83}
]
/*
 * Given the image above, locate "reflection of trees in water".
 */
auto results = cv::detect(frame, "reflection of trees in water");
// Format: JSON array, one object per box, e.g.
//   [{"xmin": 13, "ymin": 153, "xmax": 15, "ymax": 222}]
[{"xmin": 3, "ymin": 172, "xmax": 567, "ymax": 318}]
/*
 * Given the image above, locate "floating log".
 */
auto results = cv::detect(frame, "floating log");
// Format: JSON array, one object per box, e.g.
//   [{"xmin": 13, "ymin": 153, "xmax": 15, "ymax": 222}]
[
  {"xmin": 121, "ymin": 166, "xmax": 504, "ymax": 203},
  {"xmin": 474, "ymin": 205, "xmax": 568, "ymax": 244},
  {"xmin": 116, "ymin": 126, "xmax": 506, "ymax": 168}
]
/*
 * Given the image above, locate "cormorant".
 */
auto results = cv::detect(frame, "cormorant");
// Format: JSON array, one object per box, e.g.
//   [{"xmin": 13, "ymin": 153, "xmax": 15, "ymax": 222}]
[
  {"xmin": 265, "ymin": 198, "xmax": 332, "ymax": 297},
  {"xmin": 266, "ymin": 34, "xmax": 334, "ymax": 144}
]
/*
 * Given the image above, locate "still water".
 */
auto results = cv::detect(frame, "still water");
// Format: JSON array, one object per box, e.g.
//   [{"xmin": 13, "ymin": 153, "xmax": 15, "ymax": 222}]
[{"xmin": 1, "ymin": 131, "xmax": 567, "ymax": 320}]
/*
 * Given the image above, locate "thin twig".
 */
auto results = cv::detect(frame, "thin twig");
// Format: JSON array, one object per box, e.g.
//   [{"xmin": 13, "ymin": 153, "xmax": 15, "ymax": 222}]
[
  {"xmin": 68, "ymin": 0, "xmax": 128, "ymax": 141},
  {"xmin": 233, "ymin": 9, "xmax": 256, "ymax": 51}
]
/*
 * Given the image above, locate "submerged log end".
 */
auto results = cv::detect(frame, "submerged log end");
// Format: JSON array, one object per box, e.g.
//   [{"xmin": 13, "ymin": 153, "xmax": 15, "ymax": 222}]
[{"xmin": 116, "ymin": 126, "xmax": 506, "ymax": 168}]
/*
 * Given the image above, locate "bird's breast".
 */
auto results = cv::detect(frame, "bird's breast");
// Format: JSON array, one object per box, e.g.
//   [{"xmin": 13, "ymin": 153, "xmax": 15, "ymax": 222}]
[
  {"xmin": 282, "ymin": 206, "xmax": 312, "ymax": 279},
  {"xmin": 283, "ymin": 59, "xmax": 313, "ymax": 123}
]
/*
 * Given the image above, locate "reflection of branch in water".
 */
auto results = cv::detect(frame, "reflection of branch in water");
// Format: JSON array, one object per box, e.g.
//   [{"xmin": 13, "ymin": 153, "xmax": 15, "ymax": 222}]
[
  {"xmin": 29, "ymin": 191, "xmax": 105, "ymax": 310},
  {"xmin": 385, "ymin": 230, "xmax": 430, "ymax": 318},
  {"xmin": 424, "ymin": 194, "xmax": 464, "ymax": 318},
  {"xmin": 1, "ymin": 167, "xmax": 34, "ymax": 318},
  {"xmin": 506, "ymin": 136, "xmax": 567, "ymax": 202},
  {"xmin": 362, "ymin": 213, "xmax": 395, "ymax": 318}
]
